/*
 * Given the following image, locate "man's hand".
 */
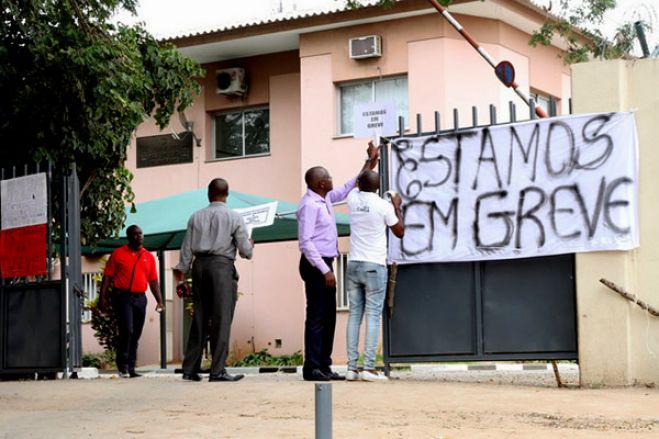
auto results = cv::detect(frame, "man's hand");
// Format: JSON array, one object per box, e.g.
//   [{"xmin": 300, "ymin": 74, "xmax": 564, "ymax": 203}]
[
  {"xmin": 155, "ymin": 302, "xmax": 165, "ymax": 313},
  {"xmin": 176, "ymin": 281, "xmax": 191, "ymax": 298},
  {"xmin": 98, "ymin": 296, "xmax": 109, "ymax": 314},
  {"xmin": 367, "ymin": 141, "xmax": 380, "ymax": 168},
  {"xmin": 324, "ymin": 271, "xmax": 337, "ymax": 289}
]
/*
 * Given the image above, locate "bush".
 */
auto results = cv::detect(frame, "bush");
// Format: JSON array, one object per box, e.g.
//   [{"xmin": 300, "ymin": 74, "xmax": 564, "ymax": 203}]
[
  {"xmin": 81, "ymin": 350, "xmax": 116, "ymax": 370},
  {"xmin": 230, "ymin": 349, "xmax": 303, "ymax": 367},
  {"xmin": 85, "ymin": 297, "xmax": 118, "ymax": 354}
]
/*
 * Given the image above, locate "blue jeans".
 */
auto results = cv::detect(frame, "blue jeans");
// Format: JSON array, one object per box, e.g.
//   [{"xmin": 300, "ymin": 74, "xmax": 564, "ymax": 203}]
[{"xmin": 346, "ymin": 261, "xmax": 387, "ymax": 371}]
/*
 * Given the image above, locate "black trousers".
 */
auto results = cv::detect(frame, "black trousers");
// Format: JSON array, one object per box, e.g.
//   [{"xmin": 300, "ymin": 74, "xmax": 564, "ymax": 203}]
[
  {"xmin": 111, "ymin": 291, "xmax": 147, "ymax": 373},
  {"xmin": 299, "ymin": 255, "xmax": 336, "ymax": 375},
  {"xmin": 182, "ymin": 255, "xmax": 238, "ymax": 376}
]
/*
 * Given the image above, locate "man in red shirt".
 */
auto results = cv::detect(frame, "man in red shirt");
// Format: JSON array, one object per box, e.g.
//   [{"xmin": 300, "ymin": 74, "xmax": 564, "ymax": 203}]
[{"xmin": 100, "ymin": 225, "xmax": 164, "ymax": 377}]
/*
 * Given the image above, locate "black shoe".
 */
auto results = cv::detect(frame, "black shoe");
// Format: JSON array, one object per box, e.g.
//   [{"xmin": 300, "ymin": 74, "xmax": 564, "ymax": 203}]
[
  {"xmin": 182, "ymin": 373, "xmax": 202, "ymax": 382},
  {"xmin": 209, "ymin": 372, "xmax": 245, "ymax": 382},
  {"xmin": 128, "ymin": 370, "xmax": 142, "ymax": 378},
  {"xmin": 322, "ymin": 370, "xmax": 345, "ymax": 381},
  {"xmin": 303, "ymin": 369, "xmax": 330, "ymax": 382}
]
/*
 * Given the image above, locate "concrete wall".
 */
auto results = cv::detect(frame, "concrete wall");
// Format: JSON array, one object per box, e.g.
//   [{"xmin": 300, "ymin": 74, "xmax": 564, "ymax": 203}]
[{"xmin": 572, "ymin": 59, "xmax": 659, "ymax": 386}]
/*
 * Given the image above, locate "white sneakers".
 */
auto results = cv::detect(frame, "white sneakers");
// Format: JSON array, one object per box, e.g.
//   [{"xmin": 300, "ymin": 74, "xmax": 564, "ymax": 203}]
[
  {"xmin": 360, "ymin": 370, "xmax": 388, "ymax": 382},
  {"xmin": 346, "ymin": 369, "xmax": 389, "ymax": 382}
]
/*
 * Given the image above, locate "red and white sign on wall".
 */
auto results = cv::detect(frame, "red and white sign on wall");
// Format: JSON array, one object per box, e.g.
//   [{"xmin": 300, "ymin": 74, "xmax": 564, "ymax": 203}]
[{"xmin": 0, "ymin": 173, "xmax": 48, "ymax": 278}]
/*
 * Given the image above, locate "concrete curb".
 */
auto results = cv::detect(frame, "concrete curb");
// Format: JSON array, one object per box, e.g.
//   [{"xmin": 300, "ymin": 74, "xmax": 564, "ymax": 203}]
[{"xmin": 100, "ymin": 363, "xmax": 578, "ymax": 377}]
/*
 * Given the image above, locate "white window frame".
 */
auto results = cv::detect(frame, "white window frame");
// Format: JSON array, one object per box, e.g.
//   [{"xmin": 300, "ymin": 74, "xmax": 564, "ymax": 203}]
[
  {"xmin": 334, "ymin": 253, "xmax": 349, "ymax": 311},
  {"xmin": 81, "ymin": 272, "xmax": 102, "ymax": 323},
  {"xmin": 530, "ymin": 91, "xmax": 557, "ymax": 116},
  {"xmin": 212, "ymin": 106, "xmax": 270, "ymax": 160},
  {"xmin": 336, "ymin": 76, "xmax": 408, "ymax": 136}
]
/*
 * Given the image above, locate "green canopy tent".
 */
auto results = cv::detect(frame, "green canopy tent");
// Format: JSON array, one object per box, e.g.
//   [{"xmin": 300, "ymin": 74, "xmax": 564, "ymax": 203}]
[
  {"xmin": 83, "ymin": 188, "xmax": 351, "ymax": 369},
  {"xmin": 87, "ymin": 188, "xmax": 351, "ymax": 253}
]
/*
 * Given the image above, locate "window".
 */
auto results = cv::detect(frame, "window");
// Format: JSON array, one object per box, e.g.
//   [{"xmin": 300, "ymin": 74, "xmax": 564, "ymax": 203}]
[
  {"xmin": 213, "ymin": 107, "xmax": 269, "ymax": 159},
  {"xmin": 338, "ymin": 76, "xmax": 408, "ymax": 135},
  {"xmin": 81, "ymin": 272, "xmax": 102, "ymax": 322},
  {"xmin": 530, "ymin": 91, "xmax": 557, "ymax": 116},
  {"xmin": 334, "ymin": 253, "xmax": 349, "ymax": 311}
]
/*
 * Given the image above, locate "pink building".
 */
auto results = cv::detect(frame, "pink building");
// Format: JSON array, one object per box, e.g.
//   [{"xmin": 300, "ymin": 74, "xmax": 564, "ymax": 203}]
[{"xmin": 83, "ymin": 0, "xmax": 571, "ymax": 367}]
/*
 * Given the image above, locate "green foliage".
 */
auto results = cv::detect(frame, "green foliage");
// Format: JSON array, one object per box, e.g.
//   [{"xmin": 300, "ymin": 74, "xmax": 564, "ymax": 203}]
[
  {"xmin": 0, "ymin": 0, "xmax": 204, "ymax": 247},
  {"xmin": 82, "ymin": 350, "xmax": 116, "ymax": 370},
  {"xmin": 529, "ymin": 0, "xmax": 648, "ymax": 63},
  {"xmin": 230, "ymin": 349, "xmax": 303, "ymax": 367},
  {"xmin": 86, "ymin": 297, "xmax": 119, "ymax": 354}
]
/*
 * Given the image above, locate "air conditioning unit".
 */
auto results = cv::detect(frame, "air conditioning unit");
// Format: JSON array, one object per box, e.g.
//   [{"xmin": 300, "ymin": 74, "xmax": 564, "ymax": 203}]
[
  {"xmin": 216, "ymin": 68, "xmax": 247, "ymax": 96},
  {"xmin": 349, "ymin": 35, "xmax": 382, "ymax": 59}
]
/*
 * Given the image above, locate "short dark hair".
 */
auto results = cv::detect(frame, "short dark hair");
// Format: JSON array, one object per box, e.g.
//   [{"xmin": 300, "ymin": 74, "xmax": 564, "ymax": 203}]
[
  {"xmin": 304, "ymin": 166, "xmax": 327, "ymax": 187},
  {"xmin": 208, "ymin": 178, "xmax": 229, "ymax": 199},
  {"xmin": 126, "ymin": 224, "xmax": 140, "ymax": 237}
]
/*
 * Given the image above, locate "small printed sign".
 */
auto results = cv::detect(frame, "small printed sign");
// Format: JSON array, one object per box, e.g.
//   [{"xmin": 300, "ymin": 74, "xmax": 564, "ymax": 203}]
[
  {"xmin": 235, "ymin": 202, "xmax": 278, "ymax": 237},
  {"xmin": 353, "ymin": 101, "xmax": 397, "ymax": 139}
]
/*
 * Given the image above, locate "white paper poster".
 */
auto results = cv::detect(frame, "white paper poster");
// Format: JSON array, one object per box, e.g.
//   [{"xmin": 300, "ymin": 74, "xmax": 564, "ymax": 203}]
[
  {"xmin": 353, "ymin": 101, "xmax": 397, "ymax": 139},
  {"xmin": 1, "ymin": 173, "xmax": 47, "ymax": 229},
  {"xmin": 388, "ymin": 112, "xmax": 639, "ymax": 264}
]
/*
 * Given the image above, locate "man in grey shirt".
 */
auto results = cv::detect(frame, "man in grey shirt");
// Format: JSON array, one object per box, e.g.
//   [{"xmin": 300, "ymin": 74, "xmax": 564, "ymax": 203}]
[{"xmin": 174, "ymin": 178, "xmax": 253, "ymax": 382}]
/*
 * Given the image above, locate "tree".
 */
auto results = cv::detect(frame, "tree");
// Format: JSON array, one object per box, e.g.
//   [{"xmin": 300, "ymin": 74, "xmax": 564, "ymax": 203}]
[
  {"xmin": 347, "ymin": 0, "xmax": 649, "ymax": 63},
  {"xmin": 529, "ymin": 0, "xmax": 648, "ymax": 63},
  {"xmin": 0, "ymin": 0, "xmax": 204, "ymax": 246}
]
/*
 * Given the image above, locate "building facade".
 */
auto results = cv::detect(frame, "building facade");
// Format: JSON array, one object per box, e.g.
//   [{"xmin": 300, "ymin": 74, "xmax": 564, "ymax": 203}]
[{"xmin": 83, "ymin": 0, "xmax": 573, "ymax": 367}]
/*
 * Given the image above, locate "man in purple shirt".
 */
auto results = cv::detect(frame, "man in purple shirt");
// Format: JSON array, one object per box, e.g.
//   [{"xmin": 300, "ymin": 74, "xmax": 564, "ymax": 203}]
[{"xmin": 297, "ymin": 142, "xmax": 379, "ymax": 381}]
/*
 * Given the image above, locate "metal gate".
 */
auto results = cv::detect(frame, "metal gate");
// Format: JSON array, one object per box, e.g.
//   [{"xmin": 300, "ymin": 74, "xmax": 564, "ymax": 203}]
[
  {"xmin": 0, "ymin": 163, "xmax": 82, "ymax": 377},
  {"xmin": 382, "ymin": 101, "xmax": 578, "ymax": 364}
]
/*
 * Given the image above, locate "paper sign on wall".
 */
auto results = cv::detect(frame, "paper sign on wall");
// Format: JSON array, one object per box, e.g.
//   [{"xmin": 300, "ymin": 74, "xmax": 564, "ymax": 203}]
[
  {"xmin": 353, "ymin": 101, "xmax": 397, "ymax": 139},
  {"xmin": 387, "ymin": 112, "xmax": 639, "ymax": 264}
]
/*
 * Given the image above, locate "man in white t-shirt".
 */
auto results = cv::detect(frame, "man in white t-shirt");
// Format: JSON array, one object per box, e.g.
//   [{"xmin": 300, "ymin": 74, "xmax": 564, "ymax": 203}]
[{"xmin": 345, "ymin": 170, "xmax": 404, "ymax": 382}]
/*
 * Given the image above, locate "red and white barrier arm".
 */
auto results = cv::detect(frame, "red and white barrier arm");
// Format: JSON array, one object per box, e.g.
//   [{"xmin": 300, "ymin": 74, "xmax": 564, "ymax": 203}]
[{"xmin": 426, "ymin": 0, "xmax": 548, "ymax": 118}]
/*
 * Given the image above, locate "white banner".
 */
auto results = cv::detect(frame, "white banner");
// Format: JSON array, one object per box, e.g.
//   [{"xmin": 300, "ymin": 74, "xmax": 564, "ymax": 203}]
[
  {"xmin": 1, "ymin": 173, "xmax": 48, "ymax": 230},
  {"xmin": 388, "ymin": 112, "xmax": 639, "ymax": 263}
]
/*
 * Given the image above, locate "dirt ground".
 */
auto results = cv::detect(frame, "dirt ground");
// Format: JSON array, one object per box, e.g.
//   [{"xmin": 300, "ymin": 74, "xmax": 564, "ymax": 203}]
[{"xmin": 0, "ymin": 371, "xmax": 657, "ymax": 439}]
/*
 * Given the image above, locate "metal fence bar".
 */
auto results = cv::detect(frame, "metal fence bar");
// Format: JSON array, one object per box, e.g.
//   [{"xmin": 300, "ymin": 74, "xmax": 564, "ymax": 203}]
[{"xmin": 434, "ymin": 111, "xmax": 441, "ymax": 133}]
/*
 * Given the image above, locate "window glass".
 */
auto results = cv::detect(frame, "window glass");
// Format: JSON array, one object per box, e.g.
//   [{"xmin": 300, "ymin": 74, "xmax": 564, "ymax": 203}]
[
  {"xmin": 215, "ymin": 112, "xmax": 243, "ymax": 158},
  {"xmin": 375, "ymin": 77, "xmax": 408, "ymax": 127},
  {"xmin": 244, "ymin": 109, "xmax": 270, "ymax": 156},
  {"xmin": 339, "ymin": 76, "xmax": 408, "ymax": 135},
  {"xmin": 340, "ymin": 82, "xmax": 371, "ymax": 135},
  {"xmin": 214, "ymin": 108, "xmax": 270, "ymax": 159}
]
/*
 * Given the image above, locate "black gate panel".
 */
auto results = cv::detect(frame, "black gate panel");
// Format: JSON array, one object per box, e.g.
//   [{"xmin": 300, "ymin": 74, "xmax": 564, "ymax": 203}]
[
  {"xmin": 389, "ymin": 262, "xmax": 476, "ymax": 357},
  {"xmin": 481, "ymin": 255, "xmax": 576, "ymax": 355},
  {"xmin": 2, "ymin": 281, "xmax": 64, "ymax": 371}
]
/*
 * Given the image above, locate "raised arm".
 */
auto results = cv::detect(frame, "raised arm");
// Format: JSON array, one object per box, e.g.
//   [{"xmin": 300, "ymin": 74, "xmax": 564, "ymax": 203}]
[
  {"xmin": 388, "ymin": 193, "xmax": 405, "ymax": 238},
  {"xmin": 328, "ymin": 141, "xmax": 380, "ymax": 204}
]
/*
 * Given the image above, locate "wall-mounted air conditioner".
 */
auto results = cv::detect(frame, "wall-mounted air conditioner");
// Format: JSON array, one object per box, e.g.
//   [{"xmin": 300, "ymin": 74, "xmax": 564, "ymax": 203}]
[
  {"xmin": 349, "ymin": 35, "xmax": 382, "ymax": 59},
  {"xmin": 216, "ymin": 68, "xmax": 247, "ymax": 96}
]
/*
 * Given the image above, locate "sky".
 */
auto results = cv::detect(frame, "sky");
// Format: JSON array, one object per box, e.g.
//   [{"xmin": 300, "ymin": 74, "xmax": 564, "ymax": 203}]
[{"xmin": 114, "ymin": 0, "xmax": 659, "ymax": 55}]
